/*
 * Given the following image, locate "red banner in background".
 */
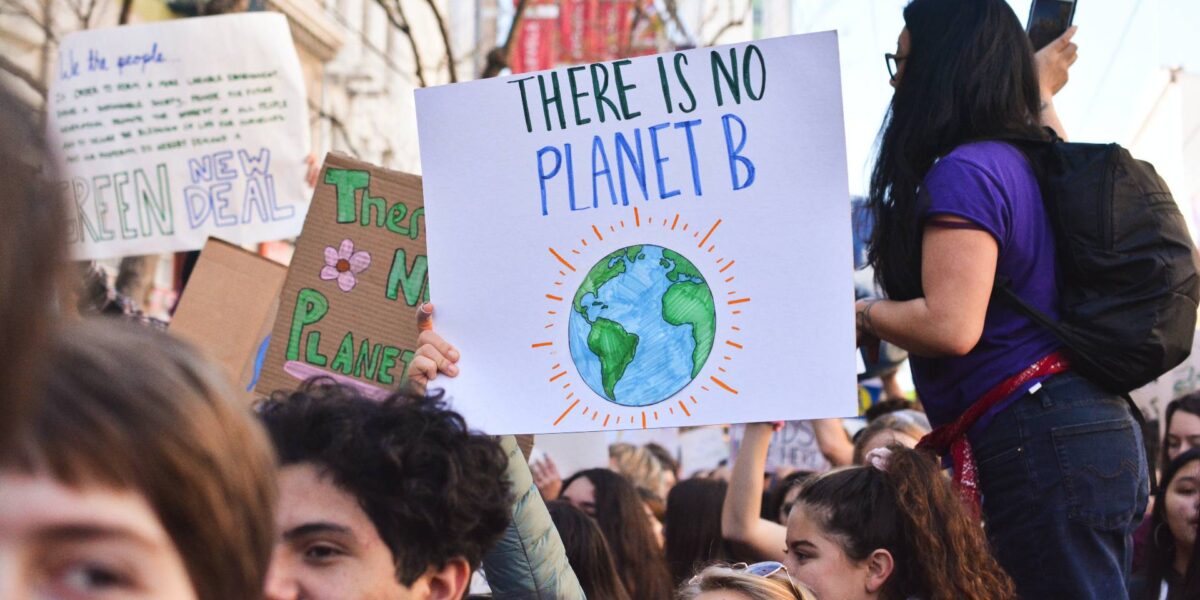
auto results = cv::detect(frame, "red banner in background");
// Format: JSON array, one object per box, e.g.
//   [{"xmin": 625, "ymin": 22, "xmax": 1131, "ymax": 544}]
[
  {"xmin": 510, "ymin": 0, "xmax": 663, "ymax": 73},
  {"xmin": 511, "ymin": 0, "xmax": 559, "ymax": 73}
]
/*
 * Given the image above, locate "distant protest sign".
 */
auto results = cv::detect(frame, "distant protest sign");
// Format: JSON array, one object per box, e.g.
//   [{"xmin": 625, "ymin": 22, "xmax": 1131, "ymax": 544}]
[
  {"xmin": 415, "ymin": 32, "xmax": 856, "ymax": 434},
  {"xmin": 47, "ymin": 13, "xmax": 311, "ymax": 260},
  {"xmin": 256, "ymin": 154, "xmax": 427, "ymax": 399},
  {"xmin": 729, "ymin": 421, "xmax": 832, "ymax": 473}
]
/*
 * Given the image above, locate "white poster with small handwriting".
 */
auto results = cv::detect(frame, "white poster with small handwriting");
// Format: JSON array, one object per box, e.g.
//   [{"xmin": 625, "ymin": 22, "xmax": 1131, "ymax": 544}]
[
  {"xmin": 47, "ymin": 13, "xmax": 311, "ymax": 260},
  {"xmin": 415, "ymin": 32, "xmax": 856, "ymax": 434}
]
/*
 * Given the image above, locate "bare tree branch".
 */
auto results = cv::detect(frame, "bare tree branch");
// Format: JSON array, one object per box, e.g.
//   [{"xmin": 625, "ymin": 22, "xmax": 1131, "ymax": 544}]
[
  {"xmin": 421, "ymin": 0, "xmax": 456, "ymax": 82},
  {"xmin": 479, "ymin": 0, "xmax": 528, "ymax": 79},
  {"xmin": 118, "ymin": 0, "xmax": 133, "ymax": 24},
  {"xmin": 0, "ymin": 53, "xmax": 47, "ymax": 97},
  {"xmin": 390, "ymin": 0, "xmax": 428, "ymax": 87},
  {"xmin": 704, "ymin": 0, "xmax": 750, "ymax": 47}
]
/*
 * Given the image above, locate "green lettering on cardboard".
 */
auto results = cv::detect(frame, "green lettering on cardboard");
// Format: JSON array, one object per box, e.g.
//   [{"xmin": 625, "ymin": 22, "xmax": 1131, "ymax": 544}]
[
  {"xmin": 353, "ymin": 340, "xmax": 382, "ymax": 379},
  {"xmin": 385, "ymin": 249, "xmax": 429, "ymax": 307},
  {"xmin": 324, "ymin": 168, "xmax": 370, "ymax": 224},
  {"xmin": 385, "ymin": 202, "xmax": 409, "ymax": 235},
  {"xmin": 377, "ymin": 346, "xmax": 401, "ymax": 385},
  {"xmin": 286, "ymin": 288, "xmax": 329, "ymax": 361},
  {"xmin": 305, "ymin": 331, "xmax": 327, "ymax": 366},
  {"xmin": 331, "ymin": 331, "xmax": 355, "ymax": 374}
]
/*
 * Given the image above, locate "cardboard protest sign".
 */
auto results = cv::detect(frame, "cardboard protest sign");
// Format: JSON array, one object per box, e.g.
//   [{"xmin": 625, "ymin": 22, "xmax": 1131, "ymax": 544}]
[
  {"xmin": 47, "ymin": 13, "xmax": 311, "ymax": 260},
  {"xmin": 256, "ymin": 154, "xmax": 427, "ymax": 398},
  {"xmin": 415, "ymin": 32, "xmax": 855, "ymax": 434},
  {"xmin": 169, "ymin": 237, "xmax": 286, "ymax": 396}
]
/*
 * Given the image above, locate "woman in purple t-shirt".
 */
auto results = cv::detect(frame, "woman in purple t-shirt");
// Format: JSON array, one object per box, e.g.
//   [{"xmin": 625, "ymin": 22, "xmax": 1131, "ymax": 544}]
[{"xmin": 854, "ymin": 0, "xmax": 1148, "ymax": 598}]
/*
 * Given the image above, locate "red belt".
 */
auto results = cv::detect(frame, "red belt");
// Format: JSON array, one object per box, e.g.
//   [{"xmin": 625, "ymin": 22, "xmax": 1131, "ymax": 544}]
[{"xmin": 916, "ymin": 351, "xmax": 1070, "ymax": 516}]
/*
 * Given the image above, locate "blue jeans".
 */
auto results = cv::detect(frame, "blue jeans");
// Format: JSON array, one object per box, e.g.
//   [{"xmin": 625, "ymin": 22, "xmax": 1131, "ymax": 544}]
[{"xmin": 969, "ymin": 372, "xmax": 1149, "ymax": 599}]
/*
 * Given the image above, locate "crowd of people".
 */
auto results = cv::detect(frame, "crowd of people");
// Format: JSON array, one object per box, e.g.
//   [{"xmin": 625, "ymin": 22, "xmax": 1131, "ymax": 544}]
[{"xmin": 4, "ymin": 0, "xmax": 1200, "ymax": 598}]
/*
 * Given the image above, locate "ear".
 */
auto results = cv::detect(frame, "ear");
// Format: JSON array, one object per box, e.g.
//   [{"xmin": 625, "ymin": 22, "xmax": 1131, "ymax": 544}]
[
  {"xmin": 425, "ymin": 557, "xmax": 472, "ymax": 600},
  {"xmin": 864, "ymin": 549, "xmax": 895, "ymax": 594}
]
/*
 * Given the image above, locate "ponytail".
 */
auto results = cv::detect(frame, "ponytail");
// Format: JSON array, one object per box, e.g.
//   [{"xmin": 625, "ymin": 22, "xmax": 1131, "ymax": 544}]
[{"xmin": 795, "ymin": 446, "xmax": 1015, "ymax": 600}]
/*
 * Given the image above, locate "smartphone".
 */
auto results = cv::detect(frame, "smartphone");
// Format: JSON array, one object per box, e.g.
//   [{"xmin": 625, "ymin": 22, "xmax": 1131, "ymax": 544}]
[{"xmin": 1027, "ymin": 0, "xmax": 1077, "ymax": 51}]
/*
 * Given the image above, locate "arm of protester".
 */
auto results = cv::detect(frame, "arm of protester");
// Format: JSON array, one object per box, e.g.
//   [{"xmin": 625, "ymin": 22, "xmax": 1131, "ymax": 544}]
[
  {"xmin": 721, "ymin": 422, "xmax": 789, "ymax": 562},
  {"xmin": 530, "ymin": 455, "xmax": 564, "ymax": 501},
  {"xmin": 1035, "ymin": 26, "xmax": 1077, "ymax": 140},
  {"xmin": 407, "ymin": 305, "xmax": 586, "ymax": 600},
  {"xmin": 855, "ymin": 219, "xmax": 998, "ymax": 357},
  {"xmin": 812, "ymin": 419, "xmax": 854, "ymax": 467}
]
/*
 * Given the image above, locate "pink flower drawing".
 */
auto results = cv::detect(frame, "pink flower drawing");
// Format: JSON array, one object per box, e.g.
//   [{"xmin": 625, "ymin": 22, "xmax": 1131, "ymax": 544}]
[{"xmin": 320, "ymin": 239, "xmax": 371, "ymax": 292}]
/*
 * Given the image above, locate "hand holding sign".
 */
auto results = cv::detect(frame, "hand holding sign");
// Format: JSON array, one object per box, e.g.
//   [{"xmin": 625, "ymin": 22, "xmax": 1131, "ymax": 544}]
[{"xmin": 409, "ymin": 303, "xmax": 461, "ymax": 388}]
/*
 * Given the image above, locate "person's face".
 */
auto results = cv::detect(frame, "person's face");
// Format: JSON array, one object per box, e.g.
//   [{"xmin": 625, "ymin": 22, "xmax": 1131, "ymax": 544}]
[
  {"xmin": 1166, "ymin": 411, "xmax": 1200, "ymax": 462},
  {"xmin": 1165, "ymin": 459, "xmax": 1200, "ymax": 553},
  {"xmin": 784, "ymin": 504, "xmax": 882, "ymax": 600},
  {"xmin": 858, "ymin": 431, "xmax": 920, "ymax": 464},
  {"xmin": 890, "ymin": 28, "xmax": 911, "ymax": 88},
  {"xmin": 562, "ymin": 476, "xmax": 597, "ymax": 516},
  {"xmin": 264, "ymin": 463, "xmax": 468, "ymax": 600},
  {"xmin": 0, "ymin": 471, "xmax": 197, "ymax": 600}
]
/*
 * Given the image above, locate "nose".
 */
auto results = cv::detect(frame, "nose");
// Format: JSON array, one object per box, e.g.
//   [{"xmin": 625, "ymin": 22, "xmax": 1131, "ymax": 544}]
[{"xmin": 262, "ymin": 553, "xmax": 300, "ymax": 600}]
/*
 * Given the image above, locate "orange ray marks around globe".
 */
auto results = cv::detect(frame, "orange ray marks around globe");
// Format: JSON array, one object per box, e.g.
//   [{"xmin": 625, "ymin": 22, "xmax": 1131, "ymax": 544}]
[
  {"xmin": 548, "ymin": 310, "xmax": 558, "ymax": 315},
  {"xmin": 669, "ymin": 407, "xmax": 675, "ymax": 415},
  {"xmin": 708, "ymin": 245, "xmax": 715, "ymax": 253},
  {"xmin": 559, "ymin": 270, "xmax": 566, "ymax": 276},
  {"xmin": 551, "ymin": 363, "xmax": 561, "ymax": 370},
  {"xmin": 549, "ymin": 371, "xmax": 567, "ymax": 382},
  {"xmin": 683, "ymin": 223, "xmax": 689, "ymax": 231},
  {"xmin": 617, "ymin": 416, "xmax": 622, "ymax": 424},
  {"xmin": 726, "ymin": 340, "xmax": 744, "ymax": 349},
  {"xmin": 582, "ymin": 238, "xmax": 588, "ymax": 247},
  {"xmin": 610, "ymin": 225, "xmax": 616, "ymax": 232},
  {"xmin": 648, "ymin": 216, "xmax": 653, "ymax": 225},
  {"xmin": 592, "ymin": 412, "xmax": 598, "ymax": 421},
  {"xmin": 728, "ymin": 290, "xmax": 737, "ymax": 295},
  {"xmin": 654, "ymin": 411, "xmax": 659, "ymax": 421},
  {"xmin": 701, "ymin": 386, "xmax": 711, "ymax": 391},
  {"xmin": 532, "ymin": 341, "xmax": 554, "ymax": 348},
  {"xmin": 732, "ymin": 310, "xmax": 743, "ymax": 315},
  {"xmin": 634, "ymin": 207, "xmax": 641, "ymax": 227},
  {"xmin": 718, "ymin": 366, "xmax": 727, "ymax": 373},
  {"xmin": 690, "ymin": 395, "xmax": 699, "ymax": 404},
  {"xmin": 698, "ymin": 219, "xmax": 722, "ymax": 249},
  {"xmin": 546, "ymin": 294, "xmax": 563, "ymax": 301},
  {"xmin": 581, "ymin": 406, "xmax": 589, "ymax": 416},
  {"xmin": 549, "ymin": 248, "xmax": 577, "ymax": 272},
  {"xmin": 562, "ymin": 382, "xmax": 571, "ymax": 389},
  {"xmin": 641, "ymin": 412, "xmax": 648, "ymax": 429},
  {"xmin": 620, "ymin": 220, "xmax": 625, "ymax": 229},
  {"xmin": 672, "ymin": 214, "xmax": 680, "ymax": 230},
  {"xmin": 603, "ymin": 414, "xmax": 611, "ymax": 427},
  {"xmin": 679, "ymin": 400, "xmax": 692, "ymax": 416},
  {"xmin": 730, "ymin": 326, "xmax": 741, "ymax": 331},
  {"xmin": 553, "ymin": 399, "xmax": 581, "ymax": 426},
  {"xmin": 728, "ymin": 298, "xmax": 751, "ymax": 305},
  {"xmin": 725, "ymin": 276, "xmax": 735, "ymax": 283},
  {"xmin": 544, "ymin": 324, "xmax": 554, "ymax": 329},
  {"xmin": 716, "ymin": 257, "xmax": 725, "ymax": 263},
  {"xmin": 554, "ymin": 281, "xmax": 563, "ymax": 286},
  {"xmin": 593, "ymin": 224, "xmax": 605, "ymax": 241},
  {"xmin": 571, "ymin": 249, "xmax": 581, "ymax": 255},
  {"xmin": 693, "ymin": 231, "xmax": 699, "ymax": 238},
  {"xmin": 567, "ymin": 392, "xmax": 574, "ymax": 399},
  {"xmin": 711, "ymin": 376, "xmax": 739, "ymax": 394},
  {"xmin": 719, "ymin": 260, "xmax": 736, "ymax": 273},
  {"xmin": 724, "ymin": 355, "xmax": 733, "ymax": 361}
]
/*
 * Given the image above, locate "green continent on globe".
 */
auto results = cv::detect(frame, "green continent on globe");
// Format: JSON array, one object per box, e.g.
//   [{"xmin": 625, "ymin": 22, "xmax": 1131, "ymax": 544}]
[
  {"xmin": 573, "ymin": 248, "xmax": 631, "ymax": 318},
  {"xmin": 662, "ymin": 281, "xmax": 716, "ymax": 378},
  {"xmin": 587, "ymin": 317, "xmax": 639, "ymax": 401},
  {"xmin": 662, "ymin": 248, "xmax": 703, "ymax": 282}
]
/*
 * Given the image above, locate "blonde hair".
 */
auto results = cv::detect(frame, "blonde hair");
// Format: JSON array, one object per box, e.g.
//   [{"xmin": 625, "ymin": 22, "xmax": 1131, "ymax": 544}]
[
  {"xmin": 610, "ymin": 442, "xmax": 670, "ymax": 499},
  {"xmin": 676, "ymin": 565, "xmax": 816, "ymax": 600}
]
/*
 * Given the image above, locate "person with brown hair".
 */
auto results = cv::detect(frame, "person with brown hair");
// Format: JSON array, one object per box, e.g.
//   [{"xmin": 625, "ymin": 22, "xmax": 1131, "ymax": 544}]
[
  {"xmin": 851, "ymin": 410, "xmax": 931, "ymax": 465},
  {"xmin": 677, "ymin": 563, "xmax": 817, "ymax": 600},
  {"xmin": 0, "ymin": 319, "xmax": 278, "ymax": 600},
  {"xmin": 785, "ymin": 444, "xmax": 1015, "ymax": 600},
  {"xmin": 546, "ymin": 500, "xmax": 631, "ymax": 600},
  {"xmin": 0, "ymin": 81, "xmax": 66, "ymax": 450},
  {"xmin": 666, "ymin": 478, "xmax": 735, "ymax": 586},
  {"xmin": 561, "ymin": 468, "xmax": 676, "ymax": 599},
  {"xmin": 1130, "ymin": 448, "xmax": 1200, "ymax": 600}
]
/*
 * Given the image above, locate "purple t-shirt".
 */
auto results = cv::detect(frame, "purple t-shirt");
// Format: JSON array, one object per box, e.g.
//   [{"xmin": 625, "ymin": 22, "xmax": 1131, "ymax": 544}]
[{"xmin": 910, "ymin": 141, "xmax": 1062, "ymax": 430}]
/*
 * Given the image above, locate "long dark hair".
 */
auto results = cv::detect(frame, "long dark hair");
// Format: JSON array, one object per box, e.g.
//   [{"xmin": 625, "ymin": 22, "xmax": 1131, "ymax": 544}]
[
  {"xmin": 546, "ymin": 500, "xmax": 631, "ymax": 600},
  {"xmin": 665, "ymin": 478, "xmax": 734, "ymax": 585},
  {"xmin": 867, "ymin": 0, "xmax": 1045, "ymax": 300},
  {"xmin": 561, "ymin": 469, "xmax": 674, "ymax": 599},
  {"xmin": 795, "ymin": 446, "xmax": 1015, "ymax": 600},
  {"xmin": 1137, "ymin": 448, "xmax": 1200, "ymax": 600},
  {"xmin": 1163, "ymin": 394, "xmax": 1200, "ymax": 467}
]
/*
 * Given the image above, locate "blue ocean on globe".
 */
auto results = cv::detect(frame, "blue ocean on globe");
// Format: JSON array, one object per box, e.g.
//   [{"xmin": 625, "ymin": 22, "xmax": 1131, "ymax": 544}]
[{"xmin": 568, "ymin": 245, "xmax": 714, "ymax": 407}]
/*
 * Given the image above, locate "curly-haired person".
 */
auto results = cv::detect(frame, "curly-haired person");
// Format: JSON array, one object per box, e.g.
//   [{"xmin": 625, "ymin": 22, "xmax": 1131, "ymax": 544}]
[{"xmin": 257, "ymin": 383, "xmax": 513, "ymax": 600}]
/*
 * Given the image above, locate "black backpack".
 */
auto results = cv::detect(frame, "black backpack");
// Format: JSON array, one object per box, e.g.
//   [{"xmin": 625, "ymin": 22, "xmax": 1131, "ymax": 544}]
[{"xmin": 999, "ymin": 132, "xmax": 1200, "ymax": 394}]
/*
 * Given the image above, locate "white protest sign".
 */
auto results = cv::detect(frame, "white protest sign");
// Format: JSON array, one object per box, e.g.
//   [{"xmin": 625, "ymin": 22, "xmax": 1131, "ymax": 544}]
[
  {"xmin": 729, "ymin": 421, "xmax": 832, "ymax": 473},
  {"xmin": 47, "ymin": 13, "xmax": 311, "ymax": 260},
  {"xmin": 415, "ymin": 32, "xmax": 855, "ymax": 434}
]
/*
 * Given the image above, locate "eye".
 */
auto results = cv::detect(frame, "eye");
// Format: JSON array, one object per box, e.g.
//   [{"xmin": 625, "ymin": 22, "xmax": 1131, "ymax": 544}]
[
  {"xmin": 304, "ymin": 544, "xmax": 345, "ymax": 562},
  {"xmin": 59, "ymin": 562, "xmax": 134, "ymax": 593}
]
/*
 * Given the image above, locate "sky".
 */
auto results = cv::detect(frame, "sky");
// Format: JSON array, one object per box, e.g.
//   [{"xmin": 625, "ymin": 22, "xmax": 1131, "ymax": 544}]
[{"xmin": 784, "ymin": 0, "xmax": 1200, "ymax": 195}]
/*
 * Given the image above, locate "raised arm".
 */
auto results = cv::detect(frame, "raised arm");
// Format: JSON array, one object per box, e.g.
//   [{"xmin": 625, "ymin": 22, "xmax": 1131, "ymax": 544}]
[
  {"xmin": 1035, "ymin": 26, "xmax": 1077, "ymax": 140},
  {"xmin": 721, "ymin": 422, "xmax": 788, "ymax": 561}
]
